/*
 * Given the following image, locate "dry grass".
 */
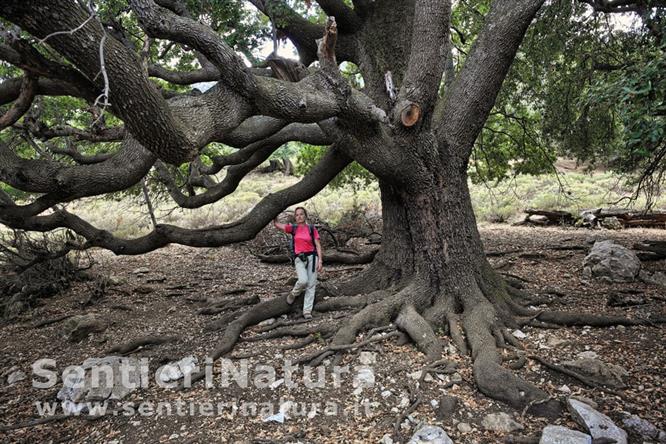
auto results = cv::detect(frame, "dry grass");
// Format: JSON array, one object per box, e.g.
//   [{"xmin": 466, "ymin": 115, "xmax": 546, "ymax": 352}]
[{"xmin": 14, "ymin": 169, "xmax": 665, "ymax": 239}]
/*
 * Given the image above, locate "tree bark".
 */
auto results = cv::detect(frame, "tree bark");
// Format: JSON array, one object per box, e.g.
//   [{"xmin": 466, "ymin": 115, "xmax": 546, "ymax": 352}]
[{"xmin": 332, "ymin": 139, "xmax": 561, "ymax": 416}]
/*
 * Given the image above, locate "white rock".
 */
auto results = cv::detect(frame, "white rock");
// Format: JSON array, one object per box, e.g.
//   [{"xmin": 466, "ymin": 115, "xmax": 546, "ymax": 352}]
[
  {"xmin": 159, "ymin": 356, "xmax": 198, "ymax": 383},
  {"xmin": 569, "ymin": 396, "xmax": 598, "ymax": 409},
  {"xmin": 381, "ymin": 390, "xmax": 392, "ymax": 398},
  {"xmin": 353, "ymin": 367, "xmax": 375, "ymax": 388},
  {"xmin": 159, "ymin": 363, "xmax": 183, "ymax": 383},
  {"xmin": 539, "ymin": 425, "xmax": 592, "ymax": 444},
  {"xmin": 450, "ymin": 373, "xmax": 463, "ymax": 383},
  {"xmin": 270, "ymin": 378, "xmax": 284, "ymax": 389},
  {"xmin": 359, "ymin": 351, "xmax": 376, "ymax": 365},
  {"xmin": 132, "ymin": 267, "xmax": 150, "ymax": 274},
  {"xmin": 262, "ymin": 412, "xmax": 285, "ymax": 423},
  {"xmin": 481, "ymin": 412, "xmax": 524, "ymax": 433},
  {"xmin": 546, "ymin": 336, "xmax": 569, "ymax": 348},
  {"xmin": 407, "ymin": 425, "xmax": 453, "ymax": 444},
  {"xmin": 409, "ymin": 370, "xmax": 423, "ymax": 380},
  {"xmin": 512, "ymin": 329, "xmax": 528, "ymax": 339},
  {"xmin": 381, "ymin": 434, "xmax": 394, "ymax": 444},
  {"xmin": 558, "ymin": 384, "xmax": 571, "ymax": 393},
  {"xmin": 7, "ymin": 370, "xmax": 26, "ymax": 385},
  {"xmin": 457, "ymin": 422, "xmax": 472, "ymax": 433},
  {"xmin": 576, "ymin": 351, "xmax": 599, "ymax": 360},
  {"xmin": 567, "ymin": 399, "xmax": 627, "ymax": 444},
  {"xmin": 57, "ymin": 356, "xmax": 141, "ymax": 403},
  {"xmin": 279, "ymin": 401, "xmax": 294, "ymax": 415}
]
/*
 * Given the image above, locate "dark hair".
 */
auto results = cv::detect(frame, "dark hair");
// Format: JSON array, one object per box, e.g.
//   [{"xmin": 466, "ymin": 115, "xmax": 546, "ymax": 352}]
[{"xmin": 294, "ymin": 206, "xmax": 308, "ymax": 219}]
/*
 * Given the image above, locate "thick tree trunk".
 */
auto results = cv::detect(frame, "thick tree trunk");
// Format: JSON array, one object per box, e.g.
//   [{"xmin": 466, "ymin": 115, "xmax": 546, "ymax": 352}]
[{"xmin": 332, "ymin": 155, "xmax": 561, "ymax": 417}]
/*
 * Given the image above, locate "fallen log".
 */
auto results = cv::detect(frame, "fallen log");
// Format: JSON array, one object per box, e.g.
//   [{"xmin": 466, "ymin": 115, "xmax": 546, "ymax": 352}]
[
  {"xmin": 634, "ymin": 240, "xmax": 666, "ymax": 260},
  {"xmin": 519, "ymin": 207, "xmax": 666, "ymax": 229},
  {"xmin": 582, "ymin": 208, "xmax": 666, "ymax": 228},
  {"xmin": 519, "ymin": 209, "xmax": 576, "ymax": 226},
  {"xmin": 256, "ymin": 248, "xmax": 379, "ymax": 265}
]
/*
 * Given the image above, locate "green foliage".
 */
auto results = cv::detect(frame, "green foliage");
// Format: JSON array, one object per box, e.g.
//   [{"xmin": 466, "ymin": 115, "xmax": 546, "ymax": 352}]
[
  {"xmin": 295, "ymin": 144, "xmax": 375, "ymax": 192},
  {"xmin": 270, "ymin": 141, "xmax": 301, "ymax": 160},
  {"xmin": 582, "ymin": 42, "xmax": 665, "ymax": 176},
  {"xmin": 0, "ymin": 183, "xmax": 28, "ymax": 201},
  {"xmin": 456, "ymin": 0, "xmax": 665, "ymax": 191}
]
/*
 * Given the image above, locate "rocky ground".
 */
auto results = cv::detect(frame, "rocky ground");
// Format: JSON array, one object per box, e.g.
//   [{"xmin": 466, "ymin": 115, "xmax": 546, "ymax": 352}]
[{"xmin": 0, "ymin": 224, "xmax": 665, "ymax": 443}]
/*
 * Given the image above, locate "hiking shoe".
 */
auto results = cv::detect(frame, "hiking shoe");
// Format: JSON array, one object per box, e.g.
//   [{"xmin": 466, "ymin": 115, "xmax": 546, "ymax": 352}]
[
  {"xmin": 286, "ymin": 292, "xmax": 296, "ymax": 305},
  {"xmin": 303, "ymin": 312, "xmax": 312, "ymax": 320}
]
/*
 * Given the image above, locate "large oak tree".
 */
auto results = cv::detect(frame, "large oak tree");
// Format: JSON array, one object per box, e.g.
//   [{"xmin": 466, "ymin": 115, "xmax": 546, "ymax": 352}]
[{"xmin": 1, "ymin": 0, "xmax": 664, "ymax": 416}]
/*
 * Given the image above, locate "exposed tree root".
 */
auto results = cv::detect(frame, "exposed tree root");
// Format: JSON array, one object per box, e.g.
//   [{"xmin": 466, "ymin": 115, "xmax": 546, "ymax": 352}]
[
  {"xmin": 294, "ymin": 330, "xmax": 402, "ymax": 366},
  {"xmin": 187, "ymin": 296, "xmax": 296, "ymax": 386},
  {"xmin": 535, "ymin": 310, "xmax": 665, "ymax": 327},
  {"xmin": 527, "ymin": 354, "xmax": 627, "ymax": 397},
  {"xmin": 506, "ymin": 353, "xmax": 527, "ymax": 370},
  {"xmin": 461, "ymin": 290, "xmax": 563, "ymax": 419},
  {"xmin": 395, "ymin": 304, "xmax": 442, "ymax": 361},
  {"xmin": 106, "ymin": 335, "xmax": 178, "ymax": 355},
  {"xmin": 230, "ymin": 336, "xmax": 319, "ymax": 359},
  {"xmin": 507, "ymin": 296, "xmax": 666, "ymax": 327},
  {"xmin": 331, "ymin": 285, "xmax": 414, "ymax": 346},
  {"xmin": 31, "ymin": 314, "xmax": 73, "ymax": 328},
  {"xmin": 256, "ymin": 249, "xmax": 378, "ymax": 265},
  {"xmin": 242, "ymin": 323, "xmax": 337, "ymax": 342},
  {"xmin": 445, "ymin": 313, "xmax": 469, "ymax": 355},
  {"xmin": 526, "ymin": 320, "xmax": 560, "ymax": 329},
  {"xmin": 393, "ymin": 394, "xmax": 421, "ymax": 440},
  {"xmin": 204, "ymin": 311, "xmax": 242, "ymax": 332},
  {"xmin": 188, "ymin": 265, "xmax": 662, "ymax": 420},
  {"xmin": 0, "ymin": 413, "xmax": 101, "ymax": 432},
  {"xmin": 515, "ymin": 310, "xmax": 546, "ymax": 327},
  {"xmin": 197, "ymin": 294, "xmax": 260, "ymax": 315},
  {"xmin": 255, "ymin": 317, "xmax": 312, "ymax": 333},
  {"xmin": 314, "ymin": 289, "xmax": 389, "ymax": 313}
]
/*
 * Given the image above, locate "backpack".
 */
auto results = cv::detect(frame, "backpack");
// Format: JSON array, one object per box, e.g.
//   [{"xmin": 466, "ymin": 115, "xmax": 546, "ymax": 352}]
[{"xmin": 289, "ymin": 223, "xmax": 316, "ymax": 264}]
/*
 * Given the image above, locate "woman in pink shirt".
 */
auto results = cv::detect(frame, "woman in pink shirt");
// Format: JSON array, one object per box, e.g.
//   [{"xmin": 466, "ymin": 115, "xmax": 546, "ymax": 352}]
[{"xmin": 273, "ymin": 207, "xmax": 323, "ymax": 319}]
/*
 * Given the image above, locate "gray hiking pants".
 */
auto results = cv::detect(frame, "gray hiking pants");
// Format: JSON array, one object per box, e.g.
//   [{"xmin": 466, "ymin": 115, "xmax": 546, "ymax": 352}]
[{"xmin": 291, "ymin": 255, "xmax": 317, "ymax": 314}]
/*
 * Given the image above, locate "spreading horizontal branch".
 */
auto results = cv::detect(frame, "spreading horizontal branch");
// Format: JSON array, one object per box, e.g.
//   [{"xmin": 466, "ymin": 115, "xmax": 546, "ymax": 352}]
[
  {"xmin": 1, "ymin": 148, "xmax": 352, "ymax": 254},
  {"xmin": 0, "ymin": 75, "xmax": 36, "ymax": 131}
]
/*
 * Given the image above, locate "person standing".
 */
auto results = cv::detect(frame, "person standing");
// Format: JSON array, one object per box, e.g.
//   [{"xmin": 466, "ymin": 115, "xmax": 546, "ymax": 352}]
[{"xmin": 273, "ymin": 207, "xmax": 323, "ymax": 319}]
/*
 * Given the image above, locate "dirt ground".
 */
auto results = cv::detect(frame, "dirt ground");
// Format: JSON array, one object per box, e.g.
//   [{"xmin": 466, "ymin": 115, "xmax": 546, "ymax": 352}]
[{"xmin": 1, "ymin": 224, "xmax": 664, "ymax": 443}]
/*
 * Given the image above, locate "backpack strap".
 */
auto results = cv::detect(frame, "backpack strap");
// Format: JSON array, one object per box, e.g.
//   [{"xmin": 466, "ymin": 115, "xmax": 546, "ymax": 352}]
[
  {"xmin": 308, "ymin": 224, "xmax": 316, "ymax": 272},
  {"xmin": 308, "ymin": 224, "xmax": 316, "ymax": 247},
  {"xmin": 289, "ymin": 224, "xmax": 297, "ymax": 260}
]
